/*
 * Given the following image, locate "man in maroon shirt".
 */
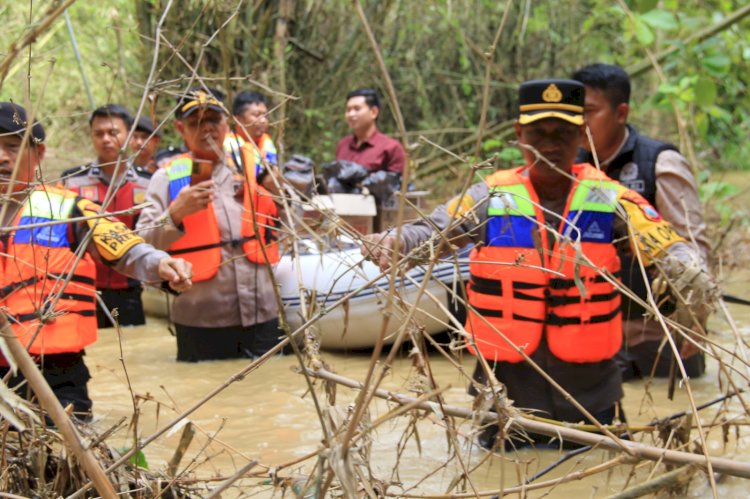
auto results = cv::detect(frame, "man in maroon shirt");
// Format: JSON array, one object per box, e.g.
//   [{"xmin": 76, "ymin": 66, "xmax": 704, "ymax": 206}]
[{"xmin": 336, "ymin": 88, "xmax": 405, "ymax": 174}]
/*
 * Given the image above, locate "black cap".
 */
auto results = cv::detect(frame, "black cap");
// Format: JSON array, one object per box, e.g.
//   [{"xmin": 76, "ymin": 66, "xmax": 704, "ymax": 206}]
[
  {"xmin": 0, "ymin": 102, "xmax": 46, "ymax": 143},
  {"xmin": 175, "ymin": 88, "xmax": 227, "ymax": 119},
  {"xmin": 134, "ymin": 116, "xmax": 160, "ymax": 137},
  {"xmin": 518, "ymin": 79, "xmax": 585, "ymax": 126}
]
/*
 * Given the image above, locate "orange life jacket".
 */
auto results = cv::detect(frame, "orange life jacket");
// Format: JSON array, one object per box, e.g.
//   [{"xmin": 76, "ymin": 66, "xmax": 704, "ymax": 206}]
[
  {"xmin": 1, "ymin": 186, "xmax": 98, "ymax": 355},
  {"xmin": 466, "ymin": 163, "xmax": 622, "ymax": 364},
  {"xmin": 163, "ymin": 153, "xmax": 280, "ymax": 282},
  {"xmin": 224, "ymin": 132, "xmax": 277, "ymax": 178},
  {"xmin": 70, "ymin": 177, "xmax": 146, "ymax": 290}
]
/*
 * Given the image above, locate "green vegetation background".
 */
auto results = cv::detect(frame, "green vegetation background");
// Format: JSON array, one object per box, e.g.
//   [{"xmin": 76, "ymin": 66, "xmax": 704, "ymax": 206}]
[{"xmin": 2, "ymin": 0, "xmax": 749, "ymax": 197}]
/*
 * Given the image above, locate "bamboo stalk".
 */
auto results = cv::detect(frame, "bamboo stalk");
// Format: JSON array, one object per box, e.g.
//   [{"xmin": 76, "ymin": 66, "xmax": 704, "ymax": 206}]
[
  {"xmin": 272, "ymin": 0, "xmax": 294, "ymax": 160},
  {"xmin": 0, "ymin": 313, "xmax": 118, "ymax": 498},
  {"xmin": 167, "ymin": 422, "xmax": 195, "ymax": 477},
  {"xmin": 604, "ymin": 465, "xmax": 694, "ymax": 499},
  {"xmin": 0, "ymin": 0, "xmax": 77, "ymax": 88},
  {"xmin": 204, "ymin": 460, "xmax": 258, "ymax": 498},
  {"xmin": 63, "ymin": 9, "xmax": 95, "ymax": 110},
  {"xmin": 306, "ymin": 367, "xmax": 750, "ymax": 480},
  {"xmin": 473, "ymin": 0, "xmax": 513, "ymax": 159}
]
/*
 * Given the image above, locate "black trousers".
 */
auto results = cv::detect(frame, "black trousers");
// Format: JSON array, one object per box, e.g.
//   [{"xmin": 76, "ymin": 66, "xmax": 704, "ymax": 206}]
[
  {"xmin": 97, "ymin": 287, "xmax": 146, "ymax": 328},
  {"xmin": 616, "ymin": 340, "xmax": 705, "ymax": 381},
  {"xmin": 470, "ymin": 360, "xmax": 625, "ymax": 451},
  {"xmin": 478, "ymin": 402, "xmax": 625, "ymax": 451},
  {"xmin": 0, "ymin": 352, "xmax": 93, "ymax": 423},
  {"xmin": 174, "ymin": 318, "xmax": 287, "ymax": 362}
]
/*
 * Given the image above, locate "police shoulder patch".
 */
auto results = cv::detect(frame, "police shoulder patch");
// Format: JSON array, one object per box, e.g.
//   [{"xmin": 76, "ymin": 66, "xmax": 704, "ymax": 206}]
[
  {"xmin": 642, "ymin": 204, "xmax": 661, "ymax": 222},
  {"xmin": 80, "ymin": 185, "xmax": 100, "ymax": 202},
  {"xmin": 620, "ymin": 189, "xmax": 661, "ymax": 221},
  {"xmin": 133, "ymin": 188, "xmax": 146, "ymax": 205},
  {"xmin": 447, "ymin": 195, "xmax": 475, "ymax": 218}
]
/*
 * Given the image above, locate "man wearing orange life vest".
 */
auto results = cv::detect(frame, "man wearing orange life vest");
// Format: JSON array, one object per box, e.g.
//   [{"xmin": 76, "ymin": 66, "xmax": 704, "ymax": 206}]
[
  {"xmin": 362, "ymin": 80, "xmax": 718, "ymax": 449},
  {"xmin": 224, "ymin": 91, "xmax": 280, "ymax": 195},
  {"xmin": 62, "ymin": 105, "xmax": 153, "ymax": 328},
  {"xmin": 0, "ymin": 102, "xmax": 192, "ymax": 421},
  {"xmin": 137, "ymin": 88, "xmax": 285, "ymax": 362}
]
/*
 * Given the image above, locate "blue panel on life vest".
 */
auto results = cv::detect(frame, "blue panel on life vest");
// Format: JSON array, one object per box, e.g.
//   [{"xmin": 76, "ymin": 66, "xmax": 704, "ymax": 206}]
[
  {"xmin": 168, "ymin": 176, "xmax": 190, "ymax": 202},
  {"xmin": 14, "ymin": 216, "xmax": 70, "ymax": 248},
  {"xmin": 486, "ymin": 215, "xmax": 536, "ymax": 248},
  {"xmin": 563, "ymin": 211, "xmax": 614, "ymax": 243},
  {"xmin": 265, "ymin": 151, "xmax": 277, "ymax": 166}
]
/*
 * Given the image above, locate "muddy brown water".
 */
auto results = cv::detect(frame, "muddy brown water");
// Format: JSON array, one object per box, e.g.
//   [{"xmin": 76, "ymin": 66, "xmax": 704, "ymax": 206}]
[
  {"xmin": 86, "ymin": 171, "xmax": 750, "ymax": 498},
  {"xmin": 83, "ymin": 268, "xmax": 750, "ymax": 497}
]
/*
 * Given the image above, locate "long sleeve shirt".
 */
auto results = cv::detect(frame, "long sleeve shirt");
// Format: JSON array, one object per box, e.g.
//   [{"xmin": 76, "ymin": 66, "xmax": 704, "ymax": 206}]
[
  {"xmin": 600, "ymin": 129, "xmax": 710, "ymax": 345},
  {"xmin": 135, "ymin": 160, "xmax": 278, "ymax": 328}
]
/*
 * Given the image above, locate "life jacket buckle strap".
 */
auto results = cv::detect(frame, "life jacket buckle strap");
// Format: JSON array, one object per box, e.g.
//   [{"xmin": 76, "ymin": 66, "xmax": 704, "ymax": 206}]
[{"xmin": 0, "ymin": 276, "xmax": 40, "ymax": 298}]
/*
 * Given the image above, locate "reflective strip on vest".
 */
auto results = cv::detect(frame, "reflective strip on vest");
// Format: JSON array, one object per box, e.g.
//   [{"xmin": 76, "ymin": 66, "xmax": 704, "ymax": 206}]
[
  {"xmin": 258, "ymin": 134, "xmax": 277, "ymax": 167},
  {"xmin": 561, "ymin": 179, "xmax": 619, "ymax": 243},
  {"xmin": 486, "ymin": 183, "xmax": 539, "ymax": 248},
  {"xmin": 166, "ymin": 156, "xmax": 193, "ymax": 200},
  {"xmin": 14, "ymin": 192, "xmax": 76, "ymax": 248}
]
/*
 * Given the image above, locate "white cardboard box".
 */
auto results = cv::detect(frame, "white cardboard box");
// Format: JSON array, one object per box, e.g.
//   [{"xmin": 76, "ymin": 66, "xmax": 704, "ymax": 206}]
[{"xmin": 304, "ymin": 194, "xmax": 377, "ymax": 234}]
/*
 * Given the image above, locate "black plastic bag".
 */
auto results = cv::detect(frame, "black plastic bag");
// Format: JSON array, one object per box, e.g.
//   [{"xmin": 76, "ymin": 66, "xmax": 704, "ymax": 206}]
[
  {"xmin": 283, "ymin": 154, "xmax": 316, "ymax": 197},
  {"xmin": 362, "ymin": 170, "xmax": 401, "ymax": 205},
  {"xmin": 320, "ymin": 160, "xmax": 369, "ymax": 193}
]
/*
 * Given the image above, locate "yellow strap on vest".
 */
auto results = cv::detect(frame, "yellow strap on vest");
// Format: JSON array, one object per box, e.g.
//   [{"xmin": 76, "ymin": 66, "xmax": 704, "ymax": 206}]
[
  {"xmin": 618, "ymin": 188, "xmax": 686, "ymax": 265},
  {"xmin": 78, "ymin": 198, "xmax": 145, "ymax": 262}
]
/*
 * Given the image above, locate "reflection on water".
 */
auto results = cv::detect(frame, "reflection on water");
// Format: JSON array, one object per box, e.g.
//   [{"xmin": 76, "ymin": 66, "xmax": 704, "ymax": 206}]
[{"xmin": 87, "ymin": 270, "xmax": 750, "ymax": 496}]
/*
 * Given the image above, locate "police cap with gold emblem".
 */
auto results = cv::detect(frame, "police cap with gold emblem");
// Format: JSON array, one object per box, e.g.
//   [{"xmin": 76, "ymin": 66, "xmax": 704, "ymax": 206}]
[
  {"xmin": 176, "ymin": 87, "xmax": 227, "ymax": 119},
  {"xmin": 517, "ymin": 79, "xmax": 584, "ymax": 126},
  {"xmin": 0, "ymin": 102, "xmax": 45, "ymax": 142}
]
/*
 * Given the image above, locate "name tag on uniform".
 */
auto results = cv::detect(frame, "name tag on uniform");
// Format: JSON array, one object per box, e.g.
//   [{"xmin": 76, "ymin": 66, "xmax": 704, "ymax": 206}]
[{"xmin": 80, "ymin": 185, "xmax": 99, "ymax": 202}]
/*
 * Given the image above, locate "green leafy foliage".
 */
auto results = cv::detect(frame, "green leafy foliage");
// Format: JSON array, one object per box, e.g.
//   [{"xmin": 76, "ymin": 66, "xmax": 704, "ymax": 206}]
[
  {"xmin": 0, "ymin": 0, "xmax": 748, "ymax": 179},
  {"xmin": 641, "ymin": 10, "xmax": 679, "ymax": 31},
  {"xmin": 116, "ymin": 447, "xmax": 150, "ymax": 470}
]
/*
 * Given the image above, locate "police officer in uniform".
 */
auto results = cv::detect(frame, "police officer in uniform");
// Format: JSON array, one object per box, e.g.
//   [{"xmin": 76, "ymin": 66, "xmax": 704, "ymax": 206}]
[
  {"xmin": 62, "ymin": 104, "xmax": 152, "ymax": 328},
  {"xmin": 0, "ymin": 102, "xmax": 192, "ymax": 421},
  {"xmin": 573, "ymin": 63, "xmax": 710, "ymax": 379},
  {"xmin": 137, "ymin": 88, "xmax": 285, "ymax": 362},
  {"xmin": 130, "ymin": 115, "xmax": 161, "ymax": 176},
  {"xmin": 362, "ymin": 79, "xmax": 717, "ymax": 449}
]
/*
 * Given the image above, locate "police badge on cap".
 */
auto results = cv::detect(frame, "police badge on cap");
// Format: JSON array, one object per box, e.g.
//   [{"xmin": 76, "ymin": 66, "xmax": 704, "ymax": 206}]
[
  {"xmin": 518, "ymin": 79, "xmax": 585, "ymax": 126},
  {"xmin": 176, "ymin": 88, "xmax": 227, "ymax": 119}
]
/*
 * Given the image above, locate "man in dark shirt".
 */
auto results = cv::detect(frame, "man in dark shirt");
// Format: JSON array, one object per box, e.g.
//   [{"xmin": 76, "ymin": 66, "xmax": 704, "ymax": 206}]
[{"xmin": 335, "ymin": 88, "xmax": 405, "ymax": 174}]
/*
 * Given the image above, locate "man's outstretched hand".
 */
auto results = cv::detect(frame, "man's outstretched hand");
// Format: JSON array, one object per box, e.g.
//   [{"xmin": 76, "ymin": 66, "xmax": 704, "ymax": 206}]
[
  {"xmin": 158, "ymin": 257, "xmax": 193, "ymax": 293},
  {"xmin": 361, "ymin": 233, "xmax": 398, "ymax": 271}
]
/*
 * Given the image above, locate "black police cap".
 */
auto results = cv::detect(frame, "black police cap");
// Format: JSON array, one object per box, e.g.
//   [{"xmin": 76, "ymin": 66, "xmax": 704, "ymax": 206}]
[
  {"xmin": 175, "ymin": 88, "xmax": 227, "ymax": 119},
  {"xmin": 518, "ymin": 79, "xmax": 585, "ymax": 126},
  {"xmin": 134, "ymin": 116, "xmax": 161, "ymax": 137},
  {"xmin": 0, "ymin": 102, "xmax": 46, "ymax": 143}
]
